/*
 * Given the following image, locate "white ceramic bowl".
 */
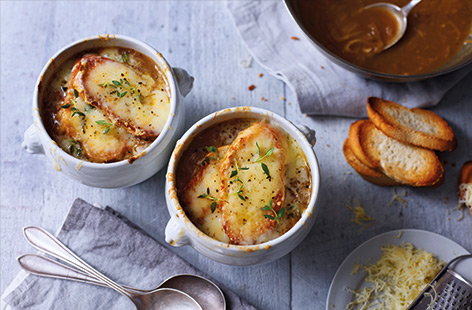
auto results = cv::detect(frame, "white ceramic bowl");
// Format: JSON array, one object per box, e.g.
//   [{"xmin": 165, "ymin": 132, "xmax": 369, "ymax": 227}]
[
  {"xmin": 22, "ymin": 35, "xmax": 194, "ymax": 188},
  {"xmin": 165, "ymin": 107, "xmax": 321, "ymax": 265}
]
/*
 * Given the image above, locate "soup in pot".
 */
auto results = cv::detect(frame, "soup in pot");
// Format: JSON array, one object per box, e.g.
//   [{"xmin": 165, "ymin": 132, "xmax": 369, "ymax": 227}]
[
  {"xmin": 41, "ymin": 47, "xmax": 170, "ymax": 163},
  {"xmin": 176, "ymin": 119, "xmax": 312, "ymax": 245},
  {"xmin": 292, "ymin": 0, "xmax": 472, "ymax": 75}
]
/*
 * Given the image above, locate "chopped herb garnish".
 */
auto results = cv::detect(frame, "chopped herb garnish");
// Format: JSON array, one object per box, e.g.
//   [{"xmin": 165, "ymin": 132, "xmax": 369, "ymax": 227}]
[
  {"xmin": 255, "ymin": 142, "xmax": 274, "ymax": 162},
  {"xmin": 68, "ymin": 140, "xmax": 82, "ymax": 157},
  {"xmin": 210, "ymin": 201, "xmax": 217, "ymax": 213},
  {"xmin": 71, "ymin": 109, "xmax": 86, "ymax": 118},
  {"xmin": 98, "ymin": 83, "xmax": 109, "ymax": 88},
  {"xmin": 236, "ymin": 187, "xmax": 246, "ymax": 201},
  {"xmin": 112, "ymin": 80, "xmax": 122, "ymax": 87},
  {"xmin": 261, "ymin": 200, "xmax": 285, "ymax": 222},
  {"xmin": 61, "ymin": 104, "xmax": 71, "ymax": 109},
  {"xmin": 230, "ymin": 161, "xmax": 249, "ymax": 178},
  {"xmin": 73, "ymin": 89, "xmax": 79, "ymax": 98},
  {"xmin": 122, "ymin": 52, "xmax": 129, "ymax": 63},
  {"xmin": 95, "ymin": 120, "xmax": 113, "ymax": 134},
  {"xmin": 261, "ymin": 162, "xmax": 271, "ymax": 180},
  {"xmin": 95, "ymin": 120, "xmax": 112, "ymax": 126},
  {"xmin": 206, "ymin": 146, "xmax": 218, "ymax": 153},
  {"xmin": 197, "ymin": 188, "xmax": 225, "ymax": 213}
]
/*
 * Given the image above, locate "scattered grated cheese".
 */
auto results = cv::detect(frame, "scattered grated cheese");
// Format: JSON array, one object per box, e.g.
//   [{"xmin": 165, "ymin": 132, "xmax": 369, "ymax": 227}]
[
  {"xmin": 388, "ymin": 189, "xmax": 408, "ymax": 207},
  {"xmin": 346, "ymin": 243, "xmax": 444, "ymax": 310},
  {"xmin": 348, "ymin": 200, "xmax": 375, "ymax": 228}
]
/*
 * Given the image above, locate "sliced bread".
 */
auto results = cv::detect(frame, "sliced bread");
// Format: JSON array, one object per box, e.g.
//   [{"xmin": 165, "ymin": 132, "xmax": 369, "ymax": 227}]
[
  {"xmin": 367, "ymin": 97, "xmax": 456, "ymax": 151},
  {"xmin": 357, "ymin": 120, "xmax": 444, "ymax": 186},
  {"xmin": 347, "ymin": 120, "xmax": 379, "ymax": 169},
  {"xmin": 343, "ymin": 139, "xmax": 400, "ymax": 186}
]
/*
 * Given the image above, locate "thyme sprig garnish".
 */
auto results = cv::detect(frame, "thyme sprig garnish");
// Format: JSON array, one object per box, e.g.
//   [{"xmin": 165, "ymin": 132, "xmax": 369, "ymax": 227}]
[
  {"xmin": 206, "ymin": 146, "xmax": 218, "ymax": 153},
  {"xmin": 255, "ymin": 142, "xmax": 273, "ymax": 180},
  {"xmin": 198, "ymin": 188, "xmax": 226, "ymax": 213},
  {"xmin": 261, "ymin": 200, "xmax": 285, "ymax": 221},
  {"xmin": 230, "ymin": 161, "xmax": 249, "ymax": 178},
  {"xmin": 99, "ymin": 78, "xmax": 140, "ymax": 99},
  {"xmin": 71, "ymin": 107, "xmax": 85, "ymax": 119},
  {"xmin": 61, "ymin": 104, "xmax": 71, "ymax": 109},
  {"xmin": 121, "ymin": 52, "xmax": 129, "ymax": 64},
  {"xmin": 255, "ymin": 142, "xmax": 274, "ymax": 162},
  {"xmin": 235, "ymin": 186, "xmax": 246, "ymax": 201},
  {"xmin": 95, "ymin": 120, "xmax": 113, "ymax": 134},
  {"xmin": 68, "ymin": 140, "xmax": 82, "ymax": 157}
]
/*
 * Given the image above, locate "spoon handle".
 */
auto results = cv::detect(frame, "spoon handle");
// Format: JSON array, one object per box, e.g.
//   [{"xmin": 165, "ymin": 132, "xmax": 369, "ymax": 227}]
[
  {"xmin": 22, "ymin": 226, "xmax": 134, "ymax": 299},
  {"xmin": 17, "ymin": 254, "xmax": 150, "ymax": 293},
  {"xmin": 402, "ymin": 0, "xmax": 422, "ymax": 15}
]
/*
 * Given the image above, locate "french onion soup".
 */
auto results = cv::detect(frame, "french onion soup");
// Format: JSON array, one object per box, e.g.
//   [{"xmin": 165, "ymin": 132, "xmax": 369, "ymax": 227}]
[
  {"xmin": 41, "ymin": 47, "xmax": 170, "ymax": 163},
  {"xmin": 176, "ymin": 119, "xmax": 311, "ymax": 245},
  {"xmin": 292, "ymin": 0, "xmax": 472, "ymax": 75}
]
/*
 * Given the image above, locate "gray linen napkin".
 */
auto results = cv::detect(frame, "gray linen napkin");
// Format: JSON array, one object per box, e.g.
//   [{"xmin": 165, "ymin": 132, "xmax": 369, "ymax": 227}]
[
  {"xmin": 1, "ymin": 198, "xmax": 256, "ymax": 310},
  {"xmin": 227, "ymin": 0, "xmax": 472, "ymax": 117}
]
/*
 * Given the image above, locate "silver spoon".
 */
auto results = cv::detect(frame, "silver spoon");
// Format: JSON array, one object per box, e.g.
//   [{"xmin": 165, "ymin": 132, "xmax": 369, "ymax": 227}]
[
  {"xmin": 22, "ymin": 226, "xmax": 202, "ymax": 310},
  {"xmin": 18, "ymin": 254, "xmax": 226, "ymax": 310},
  {"xmin": 365, "ymin": 0, "xmax": 422, "ymax": 50}
]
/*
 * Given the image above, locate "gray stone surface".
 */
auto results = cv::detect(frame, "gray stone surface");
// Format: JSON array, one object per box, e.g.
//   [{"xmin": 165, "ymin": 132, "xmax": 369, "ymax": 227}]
[{"xmin": 1, "ymin": 1, "xmax": 471, "ymax": 309}]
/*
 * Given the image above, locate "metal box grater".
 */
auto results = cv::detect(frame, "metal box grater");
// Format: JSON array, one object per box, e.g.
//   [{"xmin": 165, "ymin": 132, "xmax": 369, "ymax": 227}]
[{"xmin": 407, "ymin": 254, "xmax": 472, "ymax": 310}]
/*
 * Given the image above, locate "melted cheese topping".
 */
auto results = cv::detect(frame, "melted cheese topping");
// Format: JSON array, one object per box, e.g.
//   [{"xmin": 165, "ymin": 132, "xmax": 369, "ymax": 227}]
[
  {"xmin": 43, "ymin": 47, "xmax": 170, "ymax": 162},
  {"xmin": 220, "ymin": 122, "xmax": 286, "ymax": 245},
  {"xmin": 82, "ymin": 57, "xmax": 169, "ymax": 137},
  {"xmin": 347, "ymin": 243, "xmax": 444, "ymax": 310},
  {"xmin": 179, "ymin": 120, "xmax": 311, "ymax": 245}
]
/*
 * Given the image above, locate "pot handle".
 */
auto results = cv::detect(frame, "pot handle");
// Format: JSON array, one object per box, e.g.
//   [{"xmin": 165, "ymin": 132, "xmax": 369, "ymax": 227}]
[
  {"xmin": 22, "ymin": 124, "xmax": 45, "ymax": 154},
  {"xmin": 296, "ymin": 124, "xmax": 317, "ymax": 147},
  {"xmin": 172, "ymin": 67, "xmax": 194, "ymax": 97},
  {"xmin": 165, "ymin": 215, "xmax": 190, "ymax": 247}
]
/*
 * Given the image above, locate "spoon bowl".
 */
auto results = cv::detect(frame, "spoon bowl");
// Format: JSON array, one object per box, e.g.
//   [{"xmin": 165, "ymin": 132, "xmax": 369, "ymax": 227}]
[{"xmin": 365, "ymin": 0, "xmax": 422, "ymax": 50}]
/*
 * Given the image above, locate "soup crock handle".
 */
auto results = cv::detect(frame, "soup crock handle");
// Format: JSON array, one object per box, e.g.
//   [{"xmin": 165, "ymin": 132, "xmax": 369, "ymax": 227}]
[
  {"xmin": 297, "ymin": 124, "xmax": 317, "ymax": 147},
  {"xmin": 165, "ymin": 215, "xmax": 191, "ymax": 247},
  {"xmin": 172, "ymin": 67, "xmax": 194, "ymax": 97},
  {"xmin": 22, "ymin": 124, "xmax": 44, "ymax": 154}
]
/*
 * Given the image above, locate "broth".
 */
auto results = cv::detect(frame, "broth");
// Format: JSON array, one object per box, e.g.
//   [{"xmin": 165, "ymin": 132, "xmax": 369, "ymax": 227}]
[{"xmin": 293, "ymin": 0, "xmax": 472, "ymax": 75}]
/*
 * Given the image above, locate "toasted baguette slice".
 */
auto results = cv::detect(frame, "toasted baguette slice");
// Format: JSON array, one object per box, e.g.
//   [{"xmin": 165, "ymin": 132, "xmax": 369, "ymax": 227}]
[
  {"xmin": 71, "ymin": 55, "xmax": 170, "ymax": 139},
  {"xmin": 219, "ymin": 122, "xmax": 286, "ymax": 245},
  {"xmin": 358, "ymin": 120, "xmax": 444, "ymax": 186},
  {"xmin": 367, "ymin": 97, "xmax": 456, "ymax": 151},
  {"xmin": 343, "ymin": 139, "xmax": 400, "ymax": 186},
  {"xmin": 347, "ymin": 120, "xmax": 379, "ymax": 169},
  {"xmin": 182, "ymin": 146, "xmax": 229, "ymax": 243}
]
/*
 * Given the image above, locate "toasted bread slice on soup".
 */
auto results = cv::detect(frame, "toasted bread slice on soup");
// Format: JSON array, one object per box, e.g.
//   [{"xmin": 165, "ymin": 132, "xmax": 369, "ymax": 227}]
[
  {"xmin": 367, "ymin": 97, "xmax": 456, "ymax": 151},
  {"xmin": 349, "ymin": 120, "xmax": 444, "ymax": 187},
  {"xmin": 219, "ymin": 122, "xmax": 287, "ymax": 245},
  {"xmin": 71, "ymin": 55, "xmax": 169, "ymax": 139},
  {"xmin": 343, "ymin": 139, "xmax": 400, "ymax": 186},
  {"xmin": 182, "ymin": 146, "xmax": 229, "ymax": 243},
  {"xmin": 56, "ymin": 65, "xmax": 145, "ymax": 163}
]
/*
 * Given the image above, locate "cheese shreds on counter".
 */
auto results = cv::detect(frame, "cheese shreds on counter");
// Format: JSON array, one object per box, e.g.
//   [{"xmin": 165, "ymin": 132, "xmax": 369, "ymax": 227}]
[
  {"xmin": 348, "ymin": 200, "xmax": 375, "ymax": 228},
  {"xmin": 346, "ymin": 243, "xmax": 444, "ymax": 310}
]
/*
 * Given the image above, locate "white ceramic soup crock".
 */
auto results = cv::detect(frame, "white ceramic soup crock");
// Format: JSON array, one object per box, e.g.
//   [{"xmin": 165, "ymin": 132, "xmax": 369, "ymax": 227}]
[
  {"xmin": 22, "ymin": 35, "xmax": 194, "ymax": 188},
  {"xmin": 165, "ymin": 107, "xmax": 320, "ymax": 266}
]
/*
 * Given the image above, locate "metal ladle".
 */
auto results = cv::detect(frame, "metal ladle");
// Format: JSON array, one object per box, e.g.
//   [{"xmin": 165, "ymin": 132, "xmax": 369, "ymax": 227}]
[
  {"xmin": 21, "ymin": 226, "xmax": 225, "ymax": 310},
  {"xmin": 365, "ymin": 0, "xmax": 422, "ymax": 50}
]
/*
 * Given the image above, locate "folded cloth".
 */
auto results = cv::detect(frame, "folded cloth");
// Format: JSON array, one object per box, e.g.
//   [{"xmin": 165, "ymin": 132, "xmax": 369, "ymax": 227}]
[
  {"xmin": 227, "ymin": 0, "xmax": 472, "ymax": 117},
  {"xmin": 1, "ymin": 199, "xmax": 256, "ymax": 310}
]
